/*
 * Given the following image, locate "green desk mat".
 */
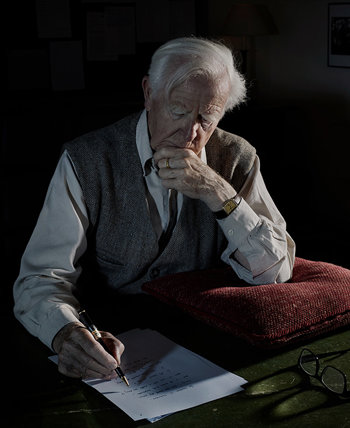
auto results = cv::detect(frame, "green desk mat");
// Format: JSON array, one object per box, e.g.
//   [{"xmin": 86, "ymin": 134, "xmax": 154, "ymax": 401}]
[{"xmin": 5, "ymin": 296, "xmax": 350, "ymax": 428}]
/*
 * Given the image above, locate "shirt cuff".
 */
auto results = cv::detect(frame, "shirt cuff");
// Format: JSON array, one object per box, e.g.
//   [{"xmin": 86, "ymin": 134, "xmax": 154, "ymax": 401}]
[
  {"xmin": 39, "ymin": 304, "xmax": 80, "ymax": 351},
  {"xmin": 217, "ymin": 197, "xmax": 261, "ymax": 251}
]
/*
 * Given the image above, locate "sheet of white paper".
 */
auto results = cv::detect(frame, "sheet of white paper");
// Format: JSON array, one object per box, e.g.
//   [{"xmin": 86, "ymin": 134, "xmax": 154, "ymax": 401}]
[{"xmin": 50, "ymin": 329, "xmax": 246, "ymax": 422}]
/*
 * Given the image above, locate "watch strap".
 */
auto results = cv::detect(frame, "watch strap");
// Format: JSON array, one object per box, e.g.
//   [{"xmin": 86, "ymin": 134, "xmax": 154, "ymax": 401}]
[{"xmin": 214, "ymin": 195, "xmax": 241, "ymax": 219}]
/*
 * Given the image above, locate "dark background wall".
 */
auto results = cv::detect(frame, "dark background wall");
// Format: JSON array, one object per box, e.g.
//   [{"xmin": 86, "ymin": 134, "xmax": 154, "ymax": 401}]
[
  {"xmin": 212, "ymin": 0, "xmax": 350, "ymax": 270},
  {"xmin": 2, "ymin": 0, "xmax": 349, "ymax": 314}
]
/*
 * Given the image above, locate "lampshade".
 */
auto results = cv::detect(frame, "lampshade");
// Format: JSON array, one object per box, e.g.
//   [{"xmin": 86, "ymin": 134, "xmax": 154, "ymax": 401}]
[{"xmin": 224, "ymin": 3, "xmax": 278, "ymax": 36}]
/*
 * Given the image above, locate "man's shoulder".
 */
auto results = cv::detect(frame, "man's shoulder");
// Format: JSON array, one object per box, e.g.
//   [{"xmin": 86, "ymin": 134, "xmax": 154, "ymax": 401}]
[
  {"xmin": 63, "ymin": 111, "xmax": 142, "ymax": 154},
  {"xmin": 207, "ymin": 127, "xmax": 256, "ymax": 156},
  {"xmin": 206, "ymin": 127, "xmax": 256, "ymax": 191}
]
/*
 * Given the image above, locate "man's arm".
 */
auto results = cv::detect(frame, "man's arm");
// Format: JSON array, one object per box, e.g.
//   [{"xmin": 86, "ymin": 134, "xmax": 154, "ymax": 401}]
[
  {"xmin": 217, "ymin": 156, "xmax": 295, "ymax": 284},
  {"xmin": 13, "ymin": 151, "xmax": 125, "ymax": 378},
  {"xmin": 154, "ymin": 148, "xmax": 295, "ymax": 284},
  {"xmin": 13, "ymin": 151, "xmax": 86, "ymax": 347}
]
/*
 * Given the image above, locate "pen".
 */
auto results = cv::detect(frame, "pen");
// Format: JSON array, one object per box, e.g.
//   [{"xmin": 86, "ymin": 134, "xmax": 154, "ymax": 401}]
[{"xmin": 78, "ymin": 309, "xmax": 130, "ymax": 386}]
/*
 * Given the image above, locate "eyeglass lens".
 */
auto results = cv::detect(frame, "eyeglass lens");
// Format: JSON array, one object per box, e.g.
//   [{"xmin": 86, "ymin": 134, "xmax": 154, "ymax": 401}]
[
  {"xmin": 322, "ymin": 366, "xmax": 346, "ymax": 395},
  {"xmin": 300, "ymin": 349, "xmax": 346, "ymax": 395},
  {"xmin": 300, "ymin": 349, "xmax": 317, "ymax": 376}
]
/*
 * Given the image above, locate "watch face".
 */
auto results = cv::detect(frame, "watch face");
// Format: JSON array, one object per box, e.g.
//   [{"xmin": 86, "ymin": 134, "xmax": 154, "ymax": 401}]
[{"xmin": 223, "ymin": 199, "xmax": 238, "ymax": 215}]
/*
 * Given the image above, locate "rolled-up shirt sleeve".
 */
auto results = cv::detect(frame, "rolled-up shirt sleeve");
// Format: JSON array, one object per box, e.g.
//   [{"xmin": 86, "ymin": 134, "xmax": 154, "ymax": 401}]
[
  {"xmin": 218, "ymin": 156, "xmax": 295, "ymax": 285},
  {"xmin": 13, "ymin": 151, "xmax": 87, "ymax": 349}
]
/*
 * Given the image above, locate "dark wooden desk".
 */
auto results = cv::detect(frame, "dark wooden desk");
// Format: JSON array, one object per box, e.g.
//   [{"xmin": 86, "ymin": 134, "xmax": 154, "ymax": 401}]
[{"xmin": 4, "ymin": 296, "xmax": 350, "ymax": 428}]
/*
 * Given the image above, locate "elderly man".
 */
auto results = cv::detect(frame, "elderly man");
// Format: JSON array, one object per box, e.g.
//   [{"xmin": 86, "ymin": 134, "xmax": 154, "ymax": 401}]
[{"xmin": 13, "ymin": 37, "xmax": 295, "ymax": 380}]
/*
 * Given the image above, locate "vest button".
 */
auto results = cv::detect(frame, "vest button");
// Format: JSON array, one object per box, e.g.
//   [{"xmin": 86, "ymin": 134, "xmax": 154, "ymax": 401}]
[{"xmin": 150, "ymin": 267, "xmax": 160, "ymax": 279}]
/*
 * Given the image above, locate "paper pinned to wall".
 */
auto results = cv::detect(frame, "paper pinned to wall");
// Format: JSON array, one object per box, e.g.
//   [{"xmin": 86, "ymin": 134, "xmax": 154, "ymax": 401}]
[
  {"xmin": 136, "ymin": 0, "xmax": 170, "ymax": 43},
  {"xmin": 50, "ymin": 328, "xmax": 246, "ymax": 422},
  {"xmin": 169, "ymin": 0, "xmax": 196, "ymax": 38},
  {"xmin": 136, "ymin": 0, "xmax": 196, "ymax": 43},
  {"xmin": 36, "ymin": 0, "xmax": 72, "ymax": 38},
  {"xmin": 50, "ymin": 41, "xmax": 85, "ymax": 91},
  {"xmin": 86, "ymin": 6, "xmax": 135, "ymax": 61}
]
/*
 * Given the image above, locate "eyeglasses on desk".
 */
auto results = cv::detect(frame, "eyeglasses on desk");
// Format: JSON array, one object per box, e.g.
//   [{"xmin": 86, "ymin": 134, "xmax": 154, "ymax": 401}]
[{"xmin": 298, "ymin": 348, "xmax": 350, "ymax": 398}]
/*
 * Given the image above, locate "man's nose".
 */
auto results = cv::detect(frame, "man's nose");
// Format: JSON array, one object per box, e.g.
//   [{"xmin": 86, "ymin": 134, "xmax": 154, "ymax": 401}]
[{"xmin": 182, "ymin": 120, "xmax": 200, "ymax": 143}]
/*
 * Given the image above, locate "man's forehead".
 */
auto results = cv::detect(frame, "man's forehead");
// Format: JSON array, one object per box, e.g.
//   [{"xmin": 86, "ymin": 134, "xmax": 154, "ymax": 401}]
[
  {"xmin": 169, "ymin": 84, "xmax": 227, "ymax": 115},
  {"xmin": 170, "ymin": 96, "xmax": 223, "ymax": 112}
]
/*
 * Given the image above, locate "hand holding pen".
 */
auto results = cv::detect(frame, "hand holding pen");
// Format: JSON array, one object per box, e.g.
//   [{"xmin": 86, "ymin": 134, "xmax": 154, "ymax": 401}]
[
  {"xmin": 52, "ymin": 312, "xmax": 126, "ymax": 381},
  {"xmin": 79, "ymin": 310, "xmax": 130, "ymax": 386}
]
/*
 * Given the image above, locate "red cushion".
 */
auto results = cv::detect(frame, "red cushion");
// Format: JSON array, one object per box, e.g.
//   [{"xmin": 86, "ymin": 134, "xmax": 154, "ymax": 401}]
[{"xmin": 142, "ymin": 258, "xmax": 350, "ymax": 348}]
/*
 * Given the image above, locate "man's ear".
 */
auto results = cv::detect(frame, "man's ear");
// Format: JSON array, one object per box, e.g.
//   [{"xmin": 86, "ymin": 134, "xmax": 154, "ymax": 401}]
[{"xmin": 142, "ymin": 76, "xmax": 152, "ymax": 111}]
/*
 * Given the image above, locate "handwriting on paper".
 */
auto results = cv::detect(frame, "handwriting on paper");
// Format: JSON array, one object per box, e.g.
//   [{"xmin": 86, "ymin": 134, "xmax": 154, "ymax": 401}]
[
  {"xmin": 50, "ymin": 328, "xmax": 247, "ymax": 422},
  {"xmin": 103, "ymin": 356, "xmax": 193, "ymax": 399}
]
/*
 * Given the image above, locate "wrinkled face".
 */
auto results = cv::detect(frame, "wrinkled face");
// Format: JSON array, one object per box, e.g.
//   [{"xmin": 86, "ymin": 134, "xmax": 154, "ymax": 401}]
[{"xmin": 143, "ymin": 74, "xmax": 230, "ymax": 155}]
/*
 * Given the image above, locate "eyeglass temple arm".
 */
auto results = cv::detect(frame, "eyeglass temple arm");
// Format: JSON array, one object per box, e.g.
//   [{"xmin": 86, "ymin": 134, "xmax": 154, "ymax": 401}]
[{"xmin": 314, "ymin": 348, "xmax": 350, "ymax": 360}]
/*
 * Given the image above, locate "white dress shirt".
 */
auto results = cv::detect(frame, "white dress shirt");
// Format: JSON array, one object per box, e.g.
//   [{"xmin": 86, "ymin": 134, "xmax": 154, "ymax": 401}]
[{"xmin": 13, "ymin": 110, "xmax": 295, "ymax": 349}]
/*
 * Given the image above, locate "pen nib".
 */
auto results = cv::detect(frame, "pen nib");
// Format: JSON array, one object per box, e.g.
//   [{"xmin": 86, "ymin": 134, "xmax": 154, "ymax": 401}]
[{"xmin": 122, "ymin": 376, "xmax": 130, "ymax": 387}]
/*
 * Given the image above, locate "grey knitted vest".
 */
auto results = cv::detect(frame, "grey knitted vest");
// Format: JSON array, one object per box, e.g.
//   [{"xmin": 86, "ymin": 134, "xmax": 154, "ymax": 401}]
[{"xmin": 63, "ymin": 112, "xmax": 256, "ymax": 299}]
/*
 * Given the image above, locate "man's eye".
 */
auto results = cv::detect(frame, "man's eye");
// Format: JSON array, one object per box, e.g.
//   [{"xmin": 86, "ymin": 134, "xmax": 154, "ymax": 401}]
[
  {"xmin": 201, "ymin": 120, "xmax": 212, "ymax": 130},
  {"xmin": 171, "ymin": 111, "xmax": 185, "ymax": 118}
]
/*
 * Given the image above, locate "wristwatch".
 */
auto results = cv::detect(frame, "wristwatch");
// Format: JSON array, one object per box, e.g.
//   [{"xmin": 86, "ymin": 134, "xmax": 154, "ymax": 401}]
[{"xmin": 214, "ymin": 195, "xmax": 241, "ymax": 219}]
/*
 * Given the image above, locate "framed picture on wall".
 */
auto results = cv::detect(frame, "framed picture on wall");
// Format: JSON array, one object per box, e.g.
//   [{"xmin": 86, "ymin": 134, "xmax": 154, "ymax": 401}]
[{"xmin": 328, "ymin": 3, "xmax": 350, "ymax": 67}]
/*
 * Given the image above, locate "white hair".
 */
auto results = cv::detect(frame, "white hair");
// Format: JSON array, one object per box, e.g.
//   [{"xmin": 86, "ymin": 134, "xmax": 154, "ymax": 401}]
[{"xmin": 146, "ymin": 37, "xmax": 246, "ymax": 113}]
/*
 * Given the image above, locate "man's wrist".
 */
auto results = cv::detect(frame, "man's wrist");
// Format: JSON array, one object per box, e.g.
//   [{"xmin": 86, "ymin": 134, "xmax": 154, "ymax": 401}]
[
  {"xmin": 203, "ymin": 177, "xmax": 237, "ymax": 212},
  {"xmin": 52, "ymin": 321, "xmax": 84, "ymax": 353},
  {"xmin": 213, "ymin": 194, "xmax": 242, "ymax": 219}
]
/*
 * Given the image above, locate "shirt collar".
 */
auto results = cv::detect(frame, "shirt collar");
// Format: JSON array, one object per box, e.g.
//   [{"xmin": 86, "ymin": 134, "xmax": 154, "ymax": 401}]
[
  {"xmin": 136, "ymin": 109, "xmax": 207, "ymax": 176},
  {"xmin": 136, "ymin": 110, "xmax": 154, "ymax": 176}
]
